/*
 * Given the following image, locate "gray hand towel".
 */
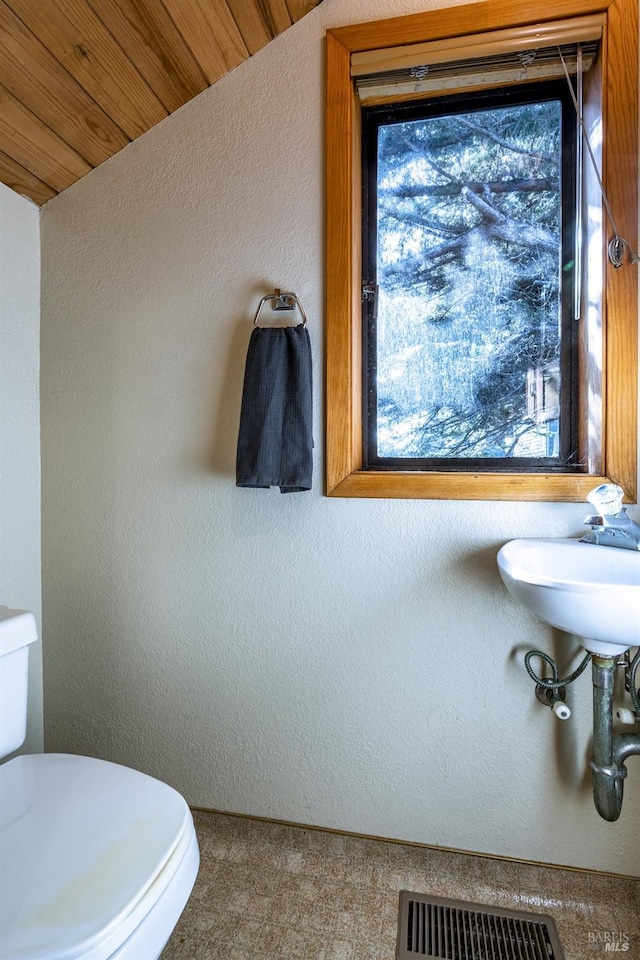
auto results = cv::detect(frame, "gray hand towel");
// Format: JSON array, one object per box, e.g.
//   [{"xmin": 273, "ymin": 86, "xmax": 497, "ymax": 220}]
[{"xmin": 236, "ymin": 324, "xmax": 313, "ymax": 493}]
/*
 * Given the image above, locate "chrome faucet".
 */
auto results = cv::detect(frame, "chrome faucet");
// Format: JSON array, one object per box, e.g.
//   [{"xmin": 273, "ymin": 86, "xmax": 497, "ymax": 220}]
[{"xmin": 581, "ymin": 484, "xmax": 640, "ymax": 551}]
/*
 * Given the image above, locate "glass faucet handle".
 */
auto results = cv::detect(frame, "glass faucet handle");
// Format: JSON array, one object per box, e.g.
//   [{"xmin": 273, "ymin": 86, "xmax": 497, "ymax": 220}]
[{"xmin": 586, "ymin": 483, "xmax": 624, "ymax": 517}]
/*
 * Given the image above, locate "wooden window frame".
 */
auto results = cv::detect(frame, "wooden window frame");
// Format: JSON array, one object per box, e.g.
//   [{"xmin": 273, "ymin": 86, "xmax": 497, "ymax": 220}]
[{"xmin": 325, "ymin": 0, "xmax": 638, "ymax": 501}]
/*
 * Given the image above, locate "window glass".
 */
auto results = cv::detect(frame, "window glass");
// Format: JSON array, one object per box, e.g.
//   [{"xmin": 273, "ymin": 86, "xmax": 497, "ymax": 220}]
[{"xmin": 362, "ymin": 83, "xmax": 577, "ymax": 471}]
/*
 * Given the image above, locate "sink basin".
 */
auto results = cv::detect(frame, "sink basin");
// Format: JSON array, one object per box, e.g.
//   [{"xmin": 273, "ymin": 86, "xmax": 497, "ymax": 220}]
[{"xmin": 497, "ymin": 538, "xmax": 640, "ymax": 656}]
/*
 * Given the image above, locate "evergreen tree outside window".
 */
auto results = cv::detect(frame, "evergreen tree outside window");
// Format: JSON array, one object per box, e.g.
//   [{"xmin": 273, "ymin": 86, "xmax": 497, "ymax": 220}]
[{"xmin": 362, "ymin": 82, "xmax": 578, "ymax": 472}]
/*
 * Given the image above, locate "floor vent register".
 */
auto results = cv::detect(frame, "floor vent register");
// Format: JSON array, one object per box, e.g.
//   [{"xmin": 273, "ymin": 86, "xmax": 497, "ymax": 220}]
[{"xmin": 397, "ymin": 892, "xmax": 566, "ymax": 960}]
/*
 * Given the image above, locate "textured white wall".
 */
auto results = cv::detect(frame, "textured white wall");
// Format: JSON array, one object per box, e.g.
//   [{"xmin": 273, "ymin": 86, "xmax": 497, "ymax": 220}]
[
  {"xmin": 0, "ymin": 182, "xmax": 42, "ymax": 753},
  {"xmin": 41, "ymin": 0, "xmax": 639, "ymax": 874}
]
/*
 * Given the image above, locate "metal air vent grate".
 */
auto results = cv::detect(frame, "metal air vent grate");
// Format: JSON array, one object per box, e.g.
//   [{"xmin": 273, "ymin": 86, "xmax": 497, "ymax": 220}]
[{"xmin": 397, "ymin": 892, "xmax": 566, "ymax": 960}]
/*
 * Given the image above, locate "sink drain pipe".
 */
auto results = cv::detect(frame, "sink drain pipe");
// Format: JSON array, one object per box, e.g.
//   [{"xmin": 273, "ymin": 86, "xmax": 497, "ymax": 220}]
[{"xmin": 591, "ymin": 655, "xmax": 640, "ymax": 822}]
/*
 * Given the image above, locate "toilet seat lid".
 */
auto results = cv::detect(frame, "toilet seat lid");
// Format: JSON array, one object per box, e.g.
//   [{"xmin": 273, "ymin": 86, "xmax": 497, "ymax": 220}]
[{"xmin": 0, "ymin": 753, "xmax": 191, "ymax": 960}]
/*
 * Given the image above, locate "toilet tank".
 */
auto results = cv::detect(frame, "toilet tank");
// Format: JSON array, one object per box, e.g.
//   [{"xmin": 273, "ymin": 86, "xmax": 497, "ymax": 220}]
[{"xmin": 0, "ymin": 607, "xmax": 37, "ymax": 759}]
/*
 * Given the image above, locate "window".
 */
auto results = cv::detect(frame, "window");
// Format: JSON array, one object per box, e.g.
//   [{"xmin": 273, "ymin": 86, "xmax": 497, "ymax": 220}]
[
  {"xmin": 325, "ymin": 0, "xmax": 638, "ymax": 501},
  {"xmin": 363, "ymin": 82, "xmax": 576, "ymax": 472}
]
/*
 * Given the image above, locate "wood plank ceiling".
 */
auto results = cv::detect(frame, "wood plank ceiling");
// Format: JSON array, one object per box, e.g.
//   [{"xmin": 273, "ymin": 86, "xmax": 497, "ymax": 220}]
[{"xmin": 0, "ymin": 0, "xmax": 323, "ymax": 205}]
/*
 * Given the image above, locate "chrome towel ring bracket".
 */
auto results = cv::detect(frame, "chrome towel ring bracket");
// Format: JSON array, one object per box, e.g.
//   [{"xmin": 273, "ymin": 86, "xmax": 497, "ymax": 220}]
[{"xmin": 253, "ymin": 289, "xmax": 307, "ymax": 327}]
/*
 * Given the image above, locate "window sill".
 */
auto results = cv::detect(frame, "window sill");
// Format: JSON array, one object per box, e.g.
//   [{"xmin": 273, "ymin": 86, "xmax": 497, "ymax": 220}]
[{"xmin": 326, "ymin": 470, "xmax": 622, "ymax": 501}]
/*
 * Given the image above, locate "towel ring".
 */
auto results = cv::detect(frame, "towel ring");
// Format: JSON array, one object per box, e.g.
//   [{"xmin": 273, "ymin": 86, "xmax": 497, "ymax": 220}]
[{"xmin": 253, "ymin": 291, "xmax": 307, "ymax": 328}]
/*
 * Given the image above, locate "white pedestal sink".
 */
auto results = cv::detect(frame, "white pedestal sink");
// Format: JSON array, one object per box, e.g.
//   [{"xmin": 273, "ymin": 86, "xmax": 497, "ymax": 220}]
[{"xmin": 497, "ymin": 538, "xmax": 640, "ymax": 656}]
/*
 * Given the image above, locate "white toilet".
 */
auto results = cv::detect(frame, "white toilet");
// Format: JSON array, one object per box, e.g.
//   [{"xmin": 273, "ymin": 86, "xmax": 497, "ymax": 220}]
[{"xmin": 0, "ymin": 607, "xmax": 200, "ymax": 960}]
